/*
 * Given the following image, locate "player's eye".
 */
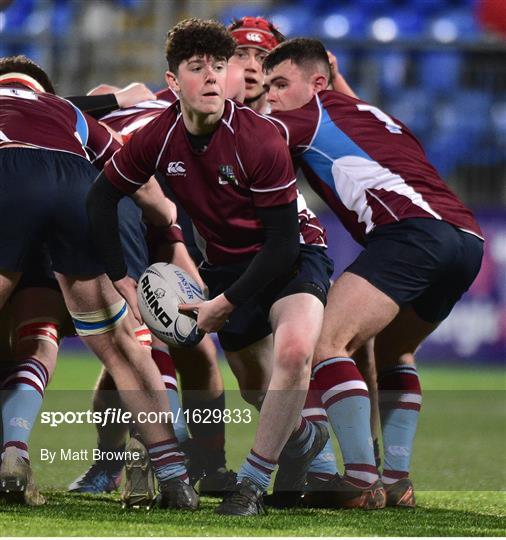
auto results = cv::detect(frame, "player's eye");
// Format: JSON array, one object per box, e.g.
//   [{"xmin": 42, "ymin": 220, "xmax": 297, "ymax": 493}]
[{"xmin": 257, "ymin": 53, "xmax": 267, "ymax": 63}]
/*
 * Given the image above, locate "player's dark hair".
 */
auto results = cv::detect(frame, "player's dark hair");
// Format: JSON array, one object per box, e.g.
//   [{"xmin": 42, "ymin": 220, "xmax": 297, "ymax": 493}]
[
  {"xmin": 0, "ymin": 55, "xmax": 55, "ymax": 93},
  {"xmin": 227, "ymin": 17, "xmax": 286, "ymax": 44},
  {"xmin": 165, "ymin": 18, "xmax": 236, "ymax": 73},
  {"xmin": 263, "ymin": 38, "xmax": 331, "ymax": 80}
]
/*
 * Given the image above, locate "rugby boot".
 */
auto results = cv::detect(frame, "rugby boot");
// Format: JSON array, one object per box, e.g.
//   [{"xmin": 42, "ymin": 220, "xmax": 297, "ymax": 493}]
[
  {"xmin": 215, "ymin": 477, "xmax": 266, "ymax": 516},
  {"xmin": 302, "ymin": 473, "xmax": 386, "ymax": 510},
  {"xmin": 68, "ymin": 461, "xmax": 122, "ymax": 493},
  {"xmin": 121, "ymin": 436, "xmax": 156, "ymax": 510},
  {"xmin": 265, "ymin": 421, "xmax": 329, "ymax": 508},
  {"xmin": 157, "ymin": 478, "xmax": 199, "ymax": 510},
  {"xmin": 0, "ymin": 446, "xmax": 45, "ymax": 506},
  {"xmin": 199, "ymin": 467, "xmax": 237, "ymax": 497},
  {"xmin": 385, "ymin": 477, "xmax": 416, "ymax": 508}
]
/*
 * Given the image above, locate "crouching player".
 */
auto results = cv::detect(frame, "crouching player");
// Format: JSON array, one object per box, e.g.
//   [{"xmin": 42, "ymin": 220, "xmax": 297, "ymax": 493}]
[
  {"xmin": 0, "ymin": 55, "xmax": 198, "ymax": 509},
  {"xmin": 263, "ymin": 38, "xmax": 484, "ymax": 508}
]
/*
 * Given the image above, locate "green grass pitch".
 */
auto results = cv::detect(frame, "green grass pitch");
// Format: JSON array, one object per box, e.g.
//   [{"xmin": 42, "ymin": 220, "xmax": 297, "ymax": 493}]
[{"xmin": 0, "ymin": 349, "xmax": 504, "ymax": 536}]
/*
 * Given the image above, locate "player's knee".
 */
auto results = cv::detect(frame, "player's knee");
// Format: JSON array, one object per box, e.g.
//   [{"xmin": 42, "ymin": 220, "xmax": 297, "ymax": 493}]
[{"xmin": 276, "ymin": 337, "xmax": 314, "ymax": 373}]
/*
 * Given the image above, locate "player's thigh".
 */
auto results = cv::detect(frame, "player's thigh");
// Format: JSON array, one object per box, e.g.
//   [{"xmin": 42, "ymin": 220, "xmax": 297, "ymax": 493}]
[
  {"xmin": 270, "ymin": 292, "xmax": 324, "ymax": 368},
  {"xmin": 225, "ymin": 334, "xmax": 274, "ymax": 406},
  {"xmin": 374, "ymin": 306, "xmax": 439, "ymax": 370},
  {"xmin": 55, "ymin": 273, "xmax": 122, "ymax": 313},
  {"xmin": 171, "ymin": 334, "xmax": 222, "ymax": 391},
  {"xmin": 268, "ymin": 244, "xmax": 333, "ymax": 366},
  {"xmin": 316, "ymin": 271, "xmax": 399, "ymax": 361},
  {"xmin": 0, "ymin": 149, "xmax": 52, "ymax": 276}
]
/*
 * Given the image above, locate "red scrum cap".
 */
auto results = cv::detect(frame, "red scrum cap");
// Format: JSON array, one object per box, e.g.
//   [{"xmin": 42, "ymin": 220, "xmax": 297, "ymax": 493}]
[{"xmin": 229, "ymin": 16, "xmax": 283, "ymax": 53}]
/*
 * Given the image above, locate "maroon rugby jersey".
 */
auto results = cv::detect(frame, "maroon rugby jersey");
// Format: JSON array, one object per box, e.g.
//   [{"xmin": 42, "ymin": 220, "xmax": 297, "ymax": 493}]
[
  {"xmin": 269, "ymin": 90, "xmax": 482, "ymax": 244},
  {"xmin": 100, "ymin": 88, "xmax": 177, "ymax": 140},
  {"xmin": 104, "ymin": 99, "xmax": 326, "ymax": 264},
  {"xmin": 0, "ymin": 83, "xmax": 119, "ymax": 168}
]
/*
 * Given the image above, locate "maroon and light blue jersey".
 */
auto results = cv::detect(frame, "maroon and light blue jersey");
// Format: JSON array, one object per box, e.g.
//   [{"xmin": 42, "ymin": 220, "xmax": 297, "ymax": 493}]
[
  {"xmin": 269, "ymin": 90, "xmax": 482, "ymax": 244},
  {"xmin": 100, "ymin": 87, "xmax": 178, "ymax": 140},
  {"xmin": 104, "ymin": 99, "xmax": 326, "ymax": 264},
  {"xmin": 0, "ymin": 83, "xmax": 119, "ymax": 168}
]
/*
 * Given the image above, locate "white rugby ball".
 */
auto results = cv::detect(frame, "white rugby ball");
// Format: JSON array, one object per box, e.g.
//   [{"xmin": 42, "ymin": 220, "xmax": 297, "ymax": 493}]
[{"xmin": 137, "ymin": 263, "xmax": 206, "ymax": 347}]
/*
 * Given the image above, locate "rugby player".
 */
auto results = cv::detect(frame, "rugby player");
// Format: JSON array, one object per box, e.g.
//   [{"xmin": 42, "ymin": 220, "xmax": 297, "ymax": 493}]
[
  {"xmin": 69, "ymin": 74, "xmax": 246, "ymax": 498},
  {"xmin": 87, "ymin": 19, "xmax": 335, "ymax": 516},
  {"xmin": 263, "ymin": 38, "xmax": 484, "ymax": 508},
  {"xmin": 0, "ymin": 56, "xmax": 198, "ymax": 510}
]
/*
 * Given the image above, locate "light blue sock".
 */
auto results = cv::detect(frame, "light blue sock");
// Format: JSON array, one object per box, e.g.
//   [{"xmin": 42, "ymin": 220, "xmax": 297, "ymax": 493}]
[
  {"xmin": 284, "ymin": 417, "xmax": 316, "ymax": 458},
  {"xmin": 237, "ymin": 449, "xmax": 276, "ymax": 492},
  {"xmin": 1, "ymin": 358, "xmax": 48, "ymax": 460},
  {"xmin": 378, "ymin": 365, "xmax": 422, "ymax": 482},
  {"xmin": 313, "ymin": 357, "xmax": 378, "ymax": 485},
  {"xmin": 167, "ymin": 388, "xmax": 189, "ymax": 444}
]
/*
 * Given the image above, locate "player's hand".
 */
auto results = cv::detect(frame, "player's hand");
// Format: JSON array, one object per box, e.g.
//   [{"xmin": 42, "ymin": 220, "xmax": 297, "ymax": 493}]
[
  {"xmin": 327, "ymin": 50, "xmax": 339, "ymax": 88},
  {"xmin": 113, "ymin": 276, "xmax": 143, "ymax": 324},
  {"xmin": 115, "ymin": 83, "xmax": 156, "ymax": 108},
  {"xmin": 178, "ymin": 293, "xmax": 234, "ymax": 333},
  {"xmin": 87, "ymin": 83, "xmax": 121, "ymax": 95}
]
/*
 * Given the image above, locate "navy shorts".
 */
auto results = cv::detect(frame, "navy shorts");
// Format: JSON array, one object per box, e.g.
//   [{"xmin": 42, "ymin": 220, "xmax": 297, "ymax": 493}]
[
  {"xmin": 0, "ymin": 148, "xmax": 148, "ymax": 280},
  {"xmin": 200, "ymin": 244, "xmax": 334, "ymax": 351},
  {"xmin": 346, "ymin": 218, "xmax": 484, "ymax": 323},
  {"xmin": 0, "ymin": 148, "xmax": 104, "ymax": 276}
]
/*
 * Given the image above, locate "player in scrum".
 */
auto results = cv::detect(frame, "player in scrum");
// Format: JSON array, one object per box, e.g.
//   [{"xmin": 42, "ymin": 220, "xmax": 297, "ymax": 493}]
[
  {"xmin": 227, "ymin": 17, "xmax": 387, "ymax": 508},
  {"xmin": 262, "ymin": 38, "xmax": 484, "ymax": 508},
  {"xmin": 0, "ymin": 55, "xmax": 203, "ymax": 510}
]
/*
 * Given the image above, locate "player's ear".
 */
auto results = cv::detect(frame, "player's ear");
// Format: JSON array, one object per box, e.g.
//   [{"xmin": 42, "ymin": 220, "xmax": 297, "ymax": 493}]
[
  {"xmin": 311, "ymin": 73, "xmax": 328, "ymax": 93},
  {"xmin": 165, "ymin": 70, "xmax": 179, "ymax": 92}
]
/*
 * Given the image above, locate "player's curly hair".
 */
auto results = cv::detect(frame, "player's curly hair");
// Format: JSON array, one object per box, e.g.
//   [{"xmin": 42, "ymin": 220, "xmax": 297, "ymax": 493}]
[
  {"xmin": 263, "ymin": 38, "xmax": 331, "ymax": 80},
  {"xmin": 165, "ymin": 18, "xmax": 236, "ymax": 73},
  {"xmin": 0, "ymin": 55, "xmax": 55, "ymax": 93}
]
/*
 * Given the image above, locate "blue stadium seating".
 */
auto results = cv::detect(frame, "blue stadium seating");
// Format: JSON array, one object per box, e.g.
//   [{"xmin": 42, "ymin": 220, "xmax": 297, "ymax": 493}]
[
  {"xmin": 266, "ymin": 5, "xmax": 313, "ymax": 36},
  {"xmin": 385, "ymin": 88, "xmax": 432, "ymax": 138},
  {"xmin": 317, "ymin": 6, "xmax": 370, "ymax": 39},
  {"xmin": 418, "ymin": 51, "xmax": 462, "ymax": 95},
  {"xmin": 368, "ymin": 50, "xmax": 409, "ymax": 92}
]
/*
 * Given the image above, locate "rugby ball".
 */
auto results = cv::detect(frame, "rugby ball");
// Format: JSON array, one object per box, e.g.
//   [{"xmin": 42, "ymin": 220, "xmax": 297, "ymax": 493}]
[{"xmin": 137, "ymin": 263, "xmax": 206, "ymax": 347}]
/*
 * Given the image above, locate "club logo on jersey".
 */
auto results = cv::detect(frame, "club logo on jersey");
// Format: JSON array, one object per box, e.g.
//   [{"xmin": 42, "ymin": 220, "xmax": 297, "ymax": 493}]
[
  {"xmin": 246, "ymin": 32, "xmax": 263, "ymax": 43},
  {"xmin": 218, "ymin": 164, "xmax": 238, "ymax": 186},
  {"xmin": 167, "ymin": 161, "xmax": 186, "ymax": 175}
]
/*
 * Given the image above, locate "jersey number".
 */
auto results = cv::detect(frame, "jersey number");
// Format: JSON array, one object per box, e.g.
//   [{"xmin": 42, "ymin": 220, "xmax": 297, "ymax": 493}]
[{"xmin": 356, "ymin": 104, "xmax": 402, "ymax": 134}]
